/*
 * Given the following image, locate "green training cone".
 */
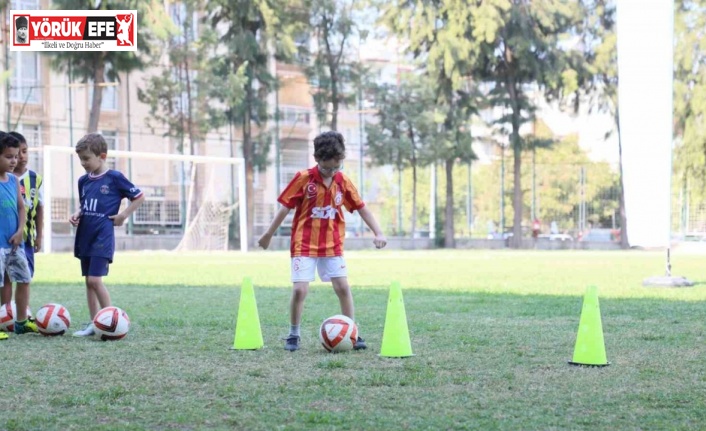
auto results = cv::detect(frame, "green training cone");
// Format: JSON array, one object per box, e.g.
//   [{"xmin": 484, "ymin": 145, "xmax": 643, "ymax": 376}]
[
  {"xmin": 231, "ymin": 277, "xmax": 264, "ymax": 350},
  {"xmin": 569, "ymin": 286, "xmax": 609, "ymax": 367},
  {"xmin": 379, "ymin": 281, "xmax": 414, "ymax": 358}
]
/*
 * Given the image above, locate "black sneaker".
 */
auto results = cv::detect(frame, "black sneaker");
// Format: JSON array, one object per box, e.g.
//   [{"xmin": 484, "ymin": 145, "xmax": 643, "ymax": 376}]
[
  {"xmin": 284, "ymin": 335, "xmax": 300, "ymax": 351},
  {"xmin": 354, "ymin": 336, "xmax": 367, "ymax": 350}
]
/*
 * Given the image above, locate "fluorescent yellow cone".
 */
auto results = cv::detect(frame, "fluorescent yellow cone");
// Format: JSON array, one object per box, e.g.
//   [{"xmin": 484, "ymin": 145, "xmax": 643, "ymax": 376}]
[
  {"xmin": 570, "ymin": 286, "xmax": 609, "ymax": 366},
  {"xmin": 380, "ymin": 281, "xmax": 414, "ymax": 358},
  {"xmin": 232, "ymin": 277, "xmax": 264, "ymax": 350}
]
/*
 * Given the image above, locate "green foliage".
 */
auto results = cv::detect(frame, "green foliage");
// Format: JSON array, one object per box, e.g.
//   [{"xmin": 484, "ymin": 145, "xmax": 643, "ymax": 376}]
[
  {"xmin": 674, "ymin": 0, "xmax": 706, "ymax": 198},
  {"xmin": 47, "ymin": 0, "xmax": 163, "ymax": 132},
  {"xmin": 302, "ymin": 0, "xmax": 369, "ymax": 130},
  {"xmin": 137, "ymin": 0, "xmax": 247, "ymax": 153}
]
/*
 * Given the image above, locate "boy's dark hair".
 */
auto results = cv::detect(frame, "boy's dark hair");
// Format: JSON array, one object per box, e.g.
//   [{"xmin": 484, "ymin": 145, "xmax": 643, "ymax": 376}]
[
  {"xmin": 0, "ymin": 131, "xmax": 20, "ymax": 152},
  {"xmin": 9, "ymin": 131, "xmax": 27, "ymax": 145},
  {"xmin": 313, "ymin": 131, "xmax": 346, "ymax": 161},
  {"xmin": 76, "ymin": 133, "xmax": 108, "ymax": 156}
]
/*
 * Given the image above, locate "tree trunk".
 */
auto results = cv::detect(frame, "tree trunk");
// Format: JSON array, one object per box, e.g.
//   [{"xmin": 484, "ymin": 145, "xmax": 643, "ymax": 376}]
[
  {"xmin": 87, "ymin": 57, "xmax": 106, "ymax": 133},
  {"xmin": 444, "ymin": 158, "xmax": 455, "ymax": 248},
  {"xmin": 615, "ymin": 109, "xmax": 629, "ymax": 248}
]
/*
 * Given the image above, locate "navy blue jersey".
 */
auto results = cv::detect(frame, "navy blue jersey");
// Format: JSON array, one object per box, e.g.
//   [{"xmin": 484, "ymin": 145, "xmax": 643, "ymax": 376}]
[{"xmin": 74, "ymin": 170, "xmax": 143, "ymax": 261}]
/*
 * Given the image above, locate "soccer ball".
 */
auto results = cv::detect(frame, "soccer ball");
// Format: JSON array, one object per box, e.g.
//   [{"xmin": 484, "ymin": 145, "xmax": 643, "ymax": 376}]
[
  {"xmin": 93, "ymin": 306, "xmax": 130, "ymax": 341},
  {"xmin": 319, "ymin": 314, "xmax": 358, "ymax": 353},
  {"xmin": 0, "ymin": 301, "xmax": 33, "ymax": 332},
  {"xmin": 35, "ymin": 303, "xmax": 71, "ymax": 336}
]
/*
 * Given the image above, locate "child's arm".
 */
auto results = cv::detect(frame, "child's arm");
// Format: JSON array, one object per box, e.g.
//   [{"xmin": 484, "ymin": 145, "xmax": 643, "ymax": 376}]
[
  {"xmin": 258, "ymin": 205, "xmax": 291, "ymax": 249},
  {"xmin": 35, "ymin": 203, "xmax": 44, "ymax": 251},
  {"xmin": 109, "ymin": 194, "xmax": 145, "ymax": 227},
  {"xmin": 10, "ymin": 180, "xmax": 27, "ymax": 251},
  {"xmin": 69, "ymin": 209, "xmax": 81, "ymax": 226},
  {"xmin": 357, "ymin": 206, "xmax": 387, "ymax": 249}
]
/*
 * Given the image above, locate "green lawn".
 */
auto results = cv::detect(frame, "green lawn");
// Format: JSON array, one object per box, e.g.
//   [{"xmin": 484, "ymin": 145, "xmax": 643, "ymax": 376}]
[{"xmin": 3, "ymin": 250, "xmax": 706, "ymax": 430}]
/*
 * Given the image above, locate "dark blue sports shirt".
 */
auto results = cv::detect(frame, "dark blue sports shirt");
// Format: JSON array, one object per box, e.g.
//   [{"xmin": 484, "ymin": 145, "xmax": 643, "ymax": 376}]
[{"xmin": 74, "ymin": 170, "xmax": 143, "ymax": 261}]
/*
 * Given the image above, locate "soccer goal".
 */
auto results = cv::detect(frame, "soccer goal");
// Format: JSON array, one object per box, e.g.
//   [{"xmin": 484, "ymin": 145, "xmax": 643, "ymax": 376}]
[{"xmin": 38, "ymin": 145, "xmax": 247, "ymax": 253}]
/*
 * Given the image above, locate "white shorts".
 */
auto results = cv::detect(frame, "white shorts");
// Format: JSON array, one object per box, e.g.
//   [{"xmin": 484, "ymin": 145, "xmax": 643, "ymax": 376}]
[{"xmin": 291, "ymin": 256, "xmax": 348, "ymax": 282}]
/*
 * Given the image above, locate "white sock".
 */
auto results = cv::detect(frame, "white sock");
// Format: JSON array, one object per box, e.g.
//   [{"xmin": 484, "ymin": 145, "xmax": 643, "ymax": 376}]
[{"xmin": 289, "ymin": 324, "xmax": 300, "ymax": 337}]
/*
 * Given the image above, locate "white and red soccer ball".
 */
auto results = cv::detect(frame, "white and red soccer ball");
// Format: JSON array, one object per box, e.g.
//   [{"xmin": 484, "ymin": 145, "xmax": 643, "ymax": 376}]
[
  {"xmin": 319, "ymin": 314, "xmax": 358, "ymax": 353},
  {"xmin": 0, "ymin": 301, "xmax": 33, "ymax": 332},
  {"xmin": 35, "ymin": 303, "xmax": 71, "ymax": 336},
  {"xmin": 93, "ymin": 306, "xmax": 130, "ymax": 341}
]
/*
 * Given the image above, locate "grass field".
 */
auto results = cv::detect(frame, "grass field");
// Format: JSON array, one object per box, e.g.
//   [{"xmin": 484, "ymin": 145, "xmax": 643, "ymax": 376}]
[{"xmin": 2, "ymin": 249, "xmax": 706, "ymax": 431}]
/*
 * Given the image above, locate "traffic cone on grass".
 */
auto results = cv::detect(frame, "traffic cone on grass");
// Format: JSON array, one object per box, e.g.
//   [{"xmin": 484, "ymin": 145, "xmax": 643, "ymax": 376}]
[
  {"xmin": 231, "ymin": 277, "xmax": 264, "ymax": 350},
  {"xmin": 379, "ymin": 281, "xmax": 414, "ymax": 358},
  {"xmin": 569, "ymin": 286, "xmax": 609, "ymax": 367}
]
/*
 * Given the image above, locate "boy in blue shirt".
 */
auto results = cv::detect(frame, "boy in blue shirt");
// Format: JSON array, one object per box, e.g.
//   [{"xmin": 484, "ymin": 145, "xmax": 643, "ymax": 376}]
[
  {"xmin": 2, "ymin": 132, "xmax": 44, "ymax": 311},
  {"xmin": 0, "ymin": 131, "xmax": 35, "ymax": 339},
  {"xmin": 69, "ymin": 133, "xmax": 144, "ymax": 337}
]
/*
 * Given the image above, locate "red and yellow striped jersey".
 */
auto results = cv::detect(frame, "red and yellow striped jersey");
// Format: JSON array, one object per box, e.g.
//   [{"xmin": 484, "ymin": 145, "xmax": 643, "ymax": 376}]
[{"xmin": 278, "ymin": 167, "xmax": 365, "ymax": 257}]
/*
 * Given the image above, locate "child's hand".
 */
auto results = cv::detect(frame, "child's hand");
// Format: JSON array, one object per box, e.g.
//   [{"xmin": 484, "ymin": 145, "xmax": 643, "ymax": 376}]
[
  {"xmin": 34, "ymin": 236, "xmax": 42, "ymax": 252},
  {"xmin": 373, "ymin": 234, "xmax": 387, "ymax": 249},
  {"xmin": 9, "ymin": 232, "xmax": 22, "ymax": 251},
  {"xmin": 258, "ymin": 233, "xmax": 272, "ymax": 249},
  {"xmin": 69, "ymin": 211, "xmax": 81, "ymax": 226},
  {"xmin": 109, "ymin": 213, "xmax": 127, "ymax": 226}
]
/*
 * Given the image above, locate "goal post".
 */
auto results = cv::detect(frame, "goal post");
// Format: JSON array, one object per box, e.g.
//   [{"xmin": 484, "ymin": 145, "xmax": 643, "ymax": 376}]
[{"xmin": 39, "ymin": 145, "xmax": 248, "ymax": 253}]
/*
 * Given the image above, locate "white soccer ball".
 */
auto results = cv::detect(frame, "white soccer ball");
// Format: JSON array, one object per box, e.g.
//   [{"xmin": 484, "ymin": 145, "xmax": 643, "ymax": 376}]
[
  {"xmin": 35, "ymin": 303, "xmax": 71, "ymax": 336},
  {"xmin": 93, "ymin": 306, "xmax": 130, "ymax": 341},
  {"xmin": 0, "ymin": 301, "xmax": 33, "ymax": 332},
  {"xmin": 319, "ymin": 314, "xmax": 358, "ymax": 353}
]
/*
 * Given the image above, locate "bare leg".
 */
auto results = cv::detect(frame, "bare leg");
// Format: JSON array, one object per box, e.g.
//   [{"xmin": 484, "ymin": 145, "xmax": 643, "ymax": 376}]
[
  {"xmin": 331, "ymin": 277, "xmax": 354, "ymax": 320},
  {"xmin": 86, "ymin": 276, "xmax": 111, "ymax": 319},
  {"xmin": 14, "ymin": 282, "xmax": 30, "ymax": 321},
  {"xmin": 290, "ymin": 282, "xmax": 309, "ymax": 325},
  {"xmin": 1, "ymin": 272, "xmax": 12, "ymax": 305}
]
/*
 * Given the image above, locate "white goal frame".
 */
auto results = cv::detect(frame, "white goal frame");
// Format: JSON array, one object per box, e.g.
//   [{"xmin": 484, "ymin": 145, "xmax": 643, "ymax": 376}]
[{"xmin": 40, "ymin": 145, "xmax": 248, "ymax": 253}]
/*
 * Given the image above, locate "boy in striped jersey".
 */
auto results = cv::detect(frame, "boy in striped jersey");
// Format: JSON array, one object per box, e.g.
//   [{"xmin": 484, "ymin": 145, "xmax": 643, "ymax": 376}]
[
  {"xmin": 258, "ymin": 131, "xmax": 387, "ymax": 351},
  {"xmin": 2, "ymin": 132, "xmax": 43, "ymax": 323}
]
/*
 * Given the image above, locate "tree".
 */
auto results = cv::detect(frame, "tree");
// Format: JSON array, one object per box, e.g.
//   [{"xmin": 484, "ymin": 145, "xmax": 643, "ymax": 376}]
[
  {"xmin": 475, "ymin": 1, "xmax": 585, "ymax": 248},
  {"xmin": 207, "ymin": 0, "xmax": 299, "ymax": 245},
  {"xmin": 304, "ymin": 0, "xmax": 368, "ymax": 130},
  {"xmin": 674, "ymin": 1, "xmax": 706, "ymax": 212},
  {"xmin": 573, "ymin": 0, "xmax": 627, "ymax": 247},
  {"xmin": 365, "ymin": 78, "xmax": 435, "ymax": 236},
  {"xmin": 382, "ymin": 0, "xmax": 480, "ymax": 247},
  {"xmin": 48, "ymin": 0, "xmax": 165, "ymax": 133}
]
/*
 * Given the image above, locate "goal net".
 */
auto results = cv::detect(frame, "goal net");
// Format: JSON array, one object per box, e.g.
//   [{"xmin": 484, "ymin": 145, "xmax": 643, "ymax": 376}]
[{"xmin": 37, "ymin": 146, "xmax": 247, "ymax": 253}]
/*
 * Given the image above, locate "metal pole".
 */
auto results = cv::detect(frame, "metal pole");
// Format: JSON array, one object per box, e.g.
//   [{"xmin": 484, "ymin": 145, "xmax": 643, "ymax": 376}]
[
  {"xmin": 500, "ymin": 145, "xmax": 505, "ymax": 237},
  {"xmin": 466, "ymin": 161, "xmax": 473, "ymax": 236},
  {"xmin": 358, "ymin": 85, "xmax": 365, "ymax": 235},
  {"xmin": 4, "ymin": 14, "xmax": 10, "ymax": 130},
  {"xmin": 397, "ymin": 166, "xmax": 402, "ymax": 235},
  {"xmin": 274, "ymin": 70, "xmax": 281, "ymax": 236},
  {"xmin": 430, "ymin": 163, "xmax": 436, "ymax": 240},
  {"xmin": 43, "ymin": 145, "xmax": 53, "ymax": 253},
  {"xmin": 531, "ymin": 146, "xmax": 536, "ymax": 221},
  {"xmin": 126, "ymin": 73, "xmax": 134, "ymax": 235},
  {"xmin": 68, "ymin": 62, "xmax": 76, "ymax": 218}
]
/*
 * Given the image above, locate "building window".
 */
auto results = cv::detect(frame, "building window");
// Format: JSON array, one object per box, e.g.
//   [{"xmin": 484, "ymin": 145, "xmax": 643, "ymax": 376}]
[
  {"xmin": 14, "ymin": 124, "xmax": 42, "ymax": 173},
  {"xmin": 89, "ymin": 68, "xmax": 118, "ymax": 111},
  {"xmin": 169, "ymin": 1, "xmax": 198, "ymax": 43},
  {"xmin": 10, "ymin": 52, "xmax": 40, "ymax": 104},
  {"xmin": 12, "ymin": 0, "xmax": 39, "ymax": 9},
  {"xmin": 101, "ymin": 131, "xmax": 118, "ymax": 170}
]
